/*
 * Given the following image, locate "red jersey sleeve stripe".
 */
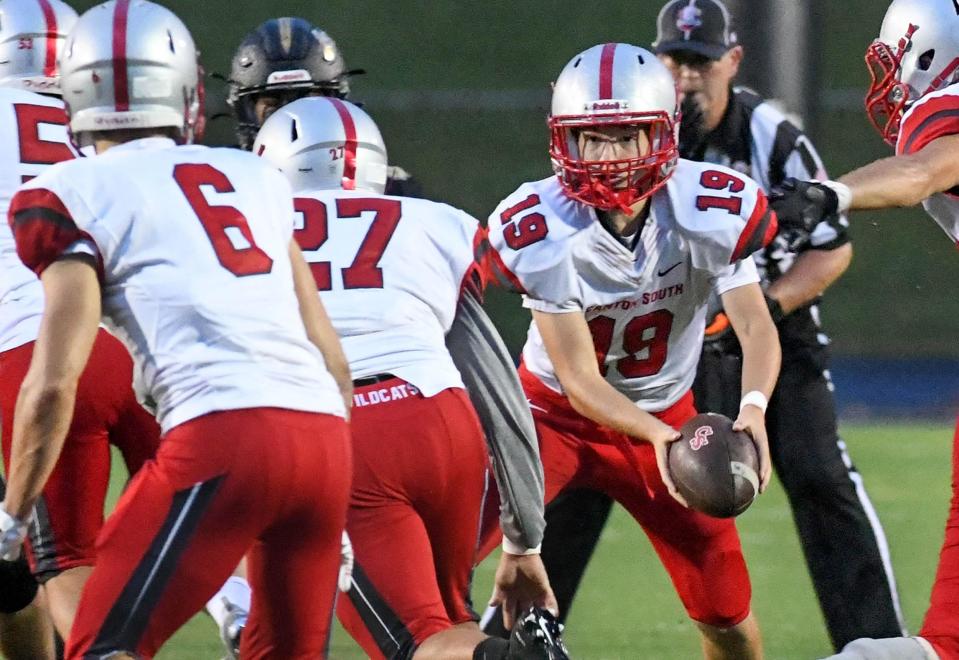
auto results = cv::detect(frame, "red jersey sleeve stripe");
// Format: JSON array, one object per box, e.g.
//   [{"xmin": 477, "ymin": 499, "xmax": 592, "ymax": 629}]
[
  {"xmin": 475, "ymin": 232, "xmax": 527, "ymax": 295},
  {"xmin": 730, "ymin": 190, "xmax": 776, "ymax": 263},
  {"xmin": 898, "ymin": 94, "xmax": 959, "ymax": 154},
  {"xmin": 8, "ymin": 188, "xmax": 97, "ymax": 277},
  {"xmin": 899, "ymin": 109, "xmax": 959, "ymax": 155}
]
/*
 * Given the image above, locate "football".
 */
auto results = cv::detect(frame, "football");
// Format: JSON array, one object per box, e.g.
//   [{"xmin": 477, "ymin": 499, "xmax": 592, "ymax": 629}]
[{"xmin": 667, "ymin": 412, "xmax": 760, "ymax": 518}]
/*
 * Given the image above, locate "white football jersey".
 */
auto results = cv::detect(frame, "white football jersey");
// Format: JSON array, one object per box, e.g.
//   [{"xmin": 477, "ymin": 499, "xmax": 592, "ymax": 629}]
[
  {"xmin": 293, "ymin": 189, "xmax": 478, "ymax": 396},
  {"xmin": 485, "ymin": 160, "xmax": 773, "ymax": 411},
  {"xmin": 0, "ymin": 88, "xmax": 76, "ymax": 353},
  {"xmin": 897, "ymin": 82, "xmax": 959, "ymax": 243},
  {"xmin": 10, "ymin": 138, "xmax": 345, "ymax": 431}
]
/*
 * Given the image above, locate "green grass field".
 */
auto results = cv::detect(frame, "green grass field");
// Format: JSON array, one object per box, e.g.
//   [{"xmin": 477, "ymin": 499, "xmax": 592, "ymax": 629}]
[{"xmin": 93, "ymin": 422, "xmax": 953, "ymax": 659}]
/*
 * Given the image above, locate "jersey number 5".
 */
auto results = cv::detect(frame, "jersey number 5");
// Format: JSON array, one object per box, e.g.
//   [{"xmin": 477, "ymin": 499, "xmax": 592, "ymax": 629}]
[
  {"xmin": 589, "ymin": 310, "xmax": 674, "ymax": 378},
  {"xmin": 14, "ymin": 103, "xmax": 74, "ymax": 181},
  {"xmin": 293, "ymin": 197, "xmax": 402, "ymax": 291},
  {"xmin": 173, "ymin": 163, "xmax": 274, "ymax": 277}
]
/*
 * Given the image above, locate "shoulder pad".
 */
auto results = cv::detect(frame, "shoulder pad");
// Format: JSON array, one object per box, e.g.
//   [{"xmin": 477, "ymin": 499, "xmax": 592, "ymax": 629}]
[
  {"xmin": 482, "ymin": 178, "xmax": 588, "ymax": 305},
  {"xmin": 662, "ymin": 160, "xmax": 777, "ymax": 272},
  {"xmin": 898, "ymin": 82, "xmax": 959, "ymax": 155}
]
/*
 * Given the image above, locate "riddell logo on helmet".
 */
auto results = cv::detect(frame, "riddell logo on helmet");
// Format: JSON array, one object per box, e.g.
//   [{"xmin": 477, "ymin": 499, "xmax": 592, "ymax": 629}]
[
  {"xmin": 588, "ymin": 100, "xmax": 629, "ymax": 112},
  {"xmin": 689, "ymin": 426, "xmax": 713, "ymax": 451},
  {"xmin": 266, "ymin": 69, "xmax": 311, "ymax": 85}
]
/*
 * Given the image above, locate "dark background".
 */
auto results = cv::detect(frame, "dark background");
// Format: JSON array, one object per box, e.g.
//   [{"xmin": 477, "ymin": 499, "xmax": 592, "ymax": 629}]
[{"xmin": 70, "ymin": 1, "xmax": 959, "ymax": 402}]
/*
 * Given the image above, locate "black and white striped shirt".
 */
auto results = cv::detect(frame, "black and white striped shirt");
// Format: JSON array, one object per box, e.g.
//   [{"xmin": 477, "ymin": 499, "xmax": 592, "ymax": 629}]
[{"xmin": 694, "ymin": 87, "xmax": 849, "ymax": 362}]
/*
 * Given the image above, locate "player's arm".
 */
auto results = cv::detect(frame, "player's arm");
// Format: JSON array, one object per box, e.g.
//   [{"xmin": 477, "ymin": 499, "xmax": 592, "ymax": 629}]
[
  {"xmin": 445, "ymin": 286, "xmax": 557, "ymax": 626},
  {"xmin": 839, "ymin": 134, "xmax": 959, "ymax": 209},
  {"xmin": 766, "ymin": 244, "xmax": 852, "ymax": 315},
  {"xmin": 2, "ymin": 259, "xmax": 101, "ymax": 522},
  {"xmin": 288, "ymin": 239, "xmax": 352, "ymax": 414},
  {"xmin": 765, "ymin": 132, "xmax": 854, "ymax": 314},
  {"xmin": 772, "ymin": 134, "xmax": 959, "ymax": 231},
  {"xmin": 720, "ymin": 282, "xmax": 779, "ymax": 491},
  {"xmin": 531, "ymin": 309, "xmax": 683, "ymax": 497}
]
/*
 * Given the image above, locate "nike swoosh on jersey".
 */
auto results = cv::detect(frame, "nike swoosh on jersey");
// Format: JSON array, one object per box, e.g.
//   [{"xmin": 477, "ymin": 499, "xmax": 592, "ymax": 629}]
[{"xmin": 657, "ymin": 262, "xmax": 682, "ymax": 277}]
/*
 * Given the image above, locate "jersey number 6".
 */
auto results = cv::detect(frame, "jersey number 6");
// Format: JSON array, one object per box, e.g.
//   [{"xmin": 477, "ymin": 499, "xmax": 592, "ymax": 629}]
[{"xmin": 173, "ymin": 163, "xmax": 274, "ymax": 277}]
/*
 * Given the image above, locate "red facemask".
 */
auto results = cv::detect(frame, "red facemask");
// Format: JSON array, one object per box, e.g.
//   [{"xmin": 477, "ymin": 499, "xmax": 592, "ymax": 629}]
[
  {"xmin": 549, "ymin": 112, "xmax": 677, "ymax": 213},
  {"xmin": 864, "ymin": 24, "xmax": 920, "ymax": 146}
]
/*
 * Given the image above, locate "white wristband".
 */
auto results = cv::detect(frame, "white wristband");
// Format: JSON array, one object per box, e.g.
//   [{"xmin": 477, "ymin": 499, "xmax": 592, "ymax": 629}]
[
  {"xmin": 502, "ymin": 537, "xmax": 542, "ymax": 556},
  {"xmin": 739, "ymin": 390, "xmax": 768, "ymax": 414},
  {"xmin": 819, "ymin": 180, "xmax": 852, "ymax": 215}
]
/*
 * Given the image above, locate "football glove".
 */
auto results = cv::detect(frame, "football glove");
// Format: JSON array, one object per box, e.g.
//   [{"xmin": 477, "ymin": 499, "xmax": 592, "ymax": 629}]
[
  {"xmin": 769, "ymin": 178, "xmax": 842, "ymax": 250},
  {"xmin": 338, "ymin": 530, "xmax": 354, "ymax": 592},
  {"xmin": 0, "ymin": 507, "xmax": 27, "ymax": 562}
]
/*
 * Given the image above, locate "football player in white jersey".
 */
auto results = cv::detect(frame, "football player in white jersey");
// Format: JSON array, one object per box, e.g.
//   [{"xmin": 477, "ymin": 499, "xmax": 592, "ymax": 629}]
[
  {"xmin": 479, "ymin": 43, "xmax": 781, "ymax": 659},
  {"xmin": 0, "ymin": 0, "xmax": 165, "ymax": 650},
  {"xmin": 773, "ymin": 2, "xmax": 959, "ymax": 659},
  {"xmin": 0, "ymin": 2, "xmax": 353, "ymax": 658},
  {"xmin": 254, "ymin": 96, "xmax": 566, "ymax": 660}
]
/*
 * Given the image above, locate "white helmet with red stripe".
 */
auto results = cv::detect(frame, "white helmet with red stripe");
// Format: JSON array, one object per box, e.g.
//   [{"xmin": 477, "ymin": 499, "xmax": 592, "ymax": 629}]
[
  {"xmin": 59, "ymin": 0, "xmax": 203, "ymax": 144},
  {"xmin": 549, "ymin": 43, "xmax": 678, "ymax": 211},
  {"xmin": 866, "ymin": 0, "xmax": 959, "ymax": 145},
  {"xmin": 252, "ymin": 96, "xmax": 388, "ymax": 194},
  {"xmin": 0, "ymin": 0, "xmax": 77, "ymax": 94}
]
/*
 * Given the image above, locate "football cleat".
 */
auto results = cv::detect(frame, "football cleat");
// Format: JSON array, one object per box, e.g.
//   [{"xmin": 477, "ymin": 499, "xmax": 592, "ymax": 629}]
[
  {"xmin": 507, "ymin": 607, "xmax": 571, "ymax": 660},
  {"xmin": 217, "ymin": 599, "xmax": 247, "ymax": 660}
]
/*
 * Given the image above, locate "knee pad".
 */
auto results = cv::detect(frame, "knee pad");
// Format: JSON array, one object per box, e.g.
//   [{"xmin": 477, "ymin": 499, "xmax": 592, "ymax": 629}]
[{"xmin": 0, "ymin": 555, "xmax": 39, "ymax": 614}]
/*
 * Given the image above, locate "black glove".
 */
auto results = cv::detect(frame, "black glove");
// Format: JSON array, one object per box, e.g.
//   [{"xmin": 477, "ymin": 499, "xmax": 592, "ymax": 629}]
[
  {"xmin": 769, "ymin": 178, "xmax": 840, "ymax": 250},
  {"xmin": 678, "ymin": 94, "xmax": 709, "ymax": 160}
]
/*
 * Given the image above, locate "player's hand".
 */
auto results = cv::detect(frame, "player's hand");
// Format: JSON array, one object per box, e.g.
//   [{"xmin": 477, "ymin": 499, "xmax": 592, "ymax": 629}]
[
  {"xmin": 338, "ymin": 531, "xmax": 354, "ymax": 592},
  {"xmin": 733, "ymin": 405, "xmax": 772, "ymax": 493},
  {"xmin": 769, "ymin": 179, "xmax": 840, "ymax": 250},
  {"xmin": 648, "ymin": 424, "xmax": 686, "ymax": 506},
  {"xmin": 0, "ymin": 506, "xmax": 27, "ymax": 562},
  {"xmin": 489, "ymin": 552, "xmax": 559, "ymax": 630}
]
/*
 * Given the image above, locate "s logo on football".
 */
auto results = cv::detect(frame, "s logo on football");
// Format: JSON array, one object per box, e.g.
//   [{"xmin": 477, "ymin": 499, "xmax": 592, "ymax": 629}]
[
  {"xmin": 689, "ymin": 425, "xmax": 712, "ymax": 451},
  {"xmin": 677, "ymin": 4, "xmax": 703, "ymax": 37}
]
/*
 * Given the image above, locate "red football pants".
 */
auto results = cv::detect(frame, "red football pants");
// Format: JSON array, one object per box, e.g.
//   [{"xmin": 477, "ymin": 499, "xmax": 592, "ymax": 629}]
[
  {"xmin": 919, "ymin": 417, "xmax": 959, "ymax": 659},
  {"xmin": 64, "ymin": 407, "xmax": 351, "ymax": 660},
  {"xmin": 0, "ymin": 330, "xmax": 160, "ymax": 579},
  {"xmin": 480, "ymin": 364, "xmax": 751, "ymax": 628},
  {"xmin": 337, "ymin": 379, "xmax": 488, "ymax": 659}
]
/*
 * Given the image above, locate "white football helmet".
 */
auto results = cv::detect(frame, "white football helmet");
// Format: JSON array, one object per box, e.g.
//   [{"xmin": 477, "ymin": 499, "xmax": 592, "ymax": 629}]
[
  {"xmin": 866, "ymin": 0, "xmax": 959, "ymax": 145},
  {"xmin": 549, "ymin": 43, "xmax": 678, "ymax": 211},
  {"xmin": 0, "ymin": 0, "xmax": 77, "ymax": 94},
  {"xmin": 253, "ymin": 96, "xmax": 388, "ymax": 194},
  {"xmin": 59, "ymin": 0, "xmax": 202, "ymax": 144}
]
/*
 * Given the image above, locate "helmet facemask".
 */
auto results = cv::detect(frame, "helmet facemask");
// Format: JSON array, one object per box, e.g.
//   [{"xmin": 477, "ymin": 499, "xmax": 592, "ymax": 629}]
[
  {"xmin": 549, "ymin": 112, "xmax": 677, "ymax": 213},
  {"xmin": 865, "ymin": 28, "xmax": 916, "ymax": 146}
]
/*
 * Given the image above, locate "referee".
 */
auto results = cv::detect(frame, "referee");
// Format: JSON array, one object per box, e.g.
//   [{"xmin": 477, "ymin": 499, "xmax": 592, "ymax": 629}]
[{"xmin": 497, "ymin": 0, "xmax": 907, "ymax": 651}]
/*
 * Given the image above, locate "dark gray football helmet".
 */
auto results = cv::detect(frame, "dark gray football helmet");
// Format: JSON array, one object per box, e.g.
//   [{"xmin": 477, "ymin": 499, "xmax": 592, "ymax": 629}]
[{"xmin": 228, "ymin": 17, "xmax": 354, "ymax": 149}]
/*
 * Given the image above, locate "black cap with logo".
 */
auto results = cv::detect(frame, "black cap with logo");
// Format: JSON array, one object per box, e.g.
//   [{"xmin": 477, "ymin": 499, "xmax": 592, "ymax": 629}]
[{"xmin": 652, "ymin": 0, "xmax": 738, "ymax": 61}]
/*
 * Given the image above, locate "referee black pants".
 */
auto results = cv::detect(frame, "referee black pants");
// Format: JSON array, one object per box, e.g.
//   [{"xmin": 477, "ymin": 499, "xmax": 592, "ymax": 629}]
[{"xmin": 485, "ymin": 346, "xmax": 906, "ymax": 651}]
